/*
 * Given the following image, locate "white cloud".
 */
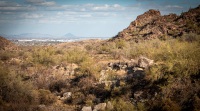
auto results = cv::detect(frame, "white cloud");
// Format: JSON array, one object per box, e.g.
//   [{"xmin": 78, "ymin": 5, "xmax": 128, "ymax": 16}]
[
  {"xmin": 40, "ymin": 1, "xmax": 56, "ymax": 6},
  {"xmin": 166, "ymin": 5, "xmax": 183, "ymax": 9},
  {"xmin": 26, "ymin": 0, "xmax": 56, "ymax": 6},
  {"xmin": 79, "ymin": 14, "xmax": 92, "ymax": 18},
  {"xmin": 91, "ymin": 4, "xmax": 124, "ymax": 11},
  {"xmin": 44, "ymin": 4, "xmax": 125, "ymax": 12},
  {"xmin": 0, "ymin": 0, "xmax": 36, "ymax": 12},
  {"xmin": 21, "ymin": 13, "xmax": 43, "ymax": 19},
  {"xmin": 113, "ymin": 4, "xmax": 121, "ymax": 8},
  {"xmin": 0, "ymin": 6, "xmax": 36, "ymax": 11},
  {"xmin": 0, "ymin": 1, "xmax": 20, "ymax": 7},
  {"xmin": 92, "ymin": 4, "xmax": 110, "ymax": 11}
]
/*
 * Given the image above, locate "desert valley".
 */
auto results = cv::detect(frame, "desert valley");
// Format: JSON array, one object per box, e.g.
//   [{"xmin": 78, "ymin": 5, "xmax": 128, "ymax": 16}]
[{"xmin": 0, "ymin": 5, "xmax": 200, "ymax": 111}]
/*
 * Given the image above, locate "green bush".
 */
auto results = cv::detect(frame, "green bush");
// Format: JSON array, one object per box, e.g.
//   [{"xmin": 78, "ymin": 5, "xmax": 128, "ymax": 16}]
[
  {"xmin": 65, "ymin": 48, "xmax": 89, "ymax": 64},
  {"xmin": 32, "ymin": 47, "xmax": 56, "ymax": 66}
]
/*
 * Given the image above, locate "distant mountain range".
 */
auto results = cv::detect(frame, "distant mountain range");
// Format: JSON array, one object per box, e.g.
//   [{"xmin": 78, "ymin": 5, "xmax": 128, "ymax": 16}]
[
  {"xmin": 64, "ymin": 33, "xmax": 77, "ymax": 38},
  {"xmin": 0, "ymin": 33, "xmax": 79, "ymax": 40}
]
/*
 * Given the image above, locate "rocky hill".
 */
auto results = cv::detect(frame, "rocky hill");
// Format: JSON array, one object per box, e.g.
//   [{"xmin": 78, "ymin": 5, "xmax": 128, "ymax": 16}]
[
  {"xmin": 113, "ymin": 5, "xmax": 200, "ymax": 41},
  {"xmin": 0, "ymin": 36, "xmax": 15, "ymax": 50}
]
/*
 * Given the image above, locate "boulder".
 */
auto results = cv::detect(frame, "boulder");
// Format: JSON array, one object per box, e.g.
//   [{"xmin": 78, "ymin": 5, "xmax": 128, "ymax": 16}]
[
  {"xmin": 138, "ymin": 56, "xmax": 154, "ymax": 68},
  {"xmin": 82, "ymin": 106, "xmax": 92, "ymax": 111},
  {"xmin": 63, "ymin": 92, "xmax": 72, "ymax": 99},
  {"xmin": 106, "ymin": 101, "xmax": 114, "ymax": 110},
  {"xmin": 93, "ymin": 103, "xmax": 107, "ymax": 111}
]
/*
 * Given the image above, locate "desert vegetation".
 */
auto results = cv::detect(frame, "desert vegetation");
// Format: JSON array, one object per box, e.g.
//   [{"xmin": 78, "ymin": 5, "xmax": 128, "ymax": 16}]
[{"xmin": 0, "ymin": 32, "xmax": 200, "ymax": 111}]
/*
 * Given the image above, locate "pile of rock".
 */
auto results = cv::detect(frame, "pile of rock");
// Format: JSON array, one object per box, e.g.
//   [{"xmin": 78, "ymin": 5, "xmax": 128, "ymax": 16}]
[
  {"xmin": 98, "ymin": 56, "xmax": 154, "ymax": 87},
  {"xmin": 82, "ymin": 101, "xmax": 113, "ymax": 111},
  {"xmin": 52, "ymin": 63, "xmax": 78, "ymax": 77}
]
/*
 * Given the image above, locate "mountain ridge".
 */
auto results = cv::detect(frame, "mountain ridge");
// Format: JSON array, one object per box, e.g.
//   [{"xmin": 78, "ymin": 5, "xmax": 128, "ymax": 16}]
[{"xmin": 113, "ymin": 5, "xmax": 200, "ymax": 41}]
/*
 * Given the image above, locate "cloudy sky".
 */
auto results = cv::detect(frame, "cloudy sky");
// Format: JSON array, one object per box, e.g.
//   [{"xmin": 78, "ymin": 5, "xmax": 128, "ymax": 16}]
[{"xmin": 0, "ymin": 0, "xmax": 199, "ymax": 37}]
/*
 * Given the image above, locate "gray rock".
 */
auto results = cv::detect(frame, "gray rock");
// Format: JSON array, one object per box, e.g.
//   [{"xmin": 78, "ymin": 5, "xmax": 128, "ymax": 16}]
[
  {"xmin": 93, "ymin": 103, "xmax": 107, "ymax": 111},
  {"xmin": 82, "ymin": 106, "xmax": 92, "ymax": 111}
]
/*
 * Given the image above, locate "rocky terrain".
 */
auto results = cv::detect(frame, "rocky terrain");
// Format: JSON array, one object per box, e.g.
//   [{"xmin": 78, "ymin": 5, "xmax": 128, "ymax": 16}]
[
  {"xmin": 0, "ymin": 36, "xmax": 16, "ymax": 50},
  {"xmin": 0, "ymin": 5, "xmax": 200, "ymax": 111},
  {"xmin": 113, "ymin": 5, "xmax": 200, "ymax": 41}
]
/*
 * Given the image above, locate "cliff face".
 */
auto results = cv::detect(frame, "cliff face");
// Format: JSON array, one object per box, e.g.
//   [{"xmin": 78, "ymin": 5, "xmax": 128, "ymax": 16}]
[{"xmin": 113, "ymin": 5, "xmax": 200, "ymax": 41}]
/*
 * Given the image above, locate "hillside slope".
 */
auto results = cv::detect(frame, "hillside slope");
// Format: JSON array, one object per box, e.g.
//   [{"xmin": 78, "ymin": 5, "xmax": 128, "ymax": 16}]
[
  {"xmin": 113, "ymin": 5, "xmax": 200, "ymax": 41},
  {"xmin": 0, "ymin": 36, "xmax": 15, "ymax": 50}
]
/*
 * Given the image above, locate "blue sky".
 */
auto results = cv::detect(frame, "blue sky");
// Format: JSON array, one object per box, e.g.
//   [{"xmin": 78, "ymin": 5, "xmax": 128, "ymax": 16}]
[{"xmin": 0, "ymin": 0, "xmax": 199, "ymax": 37}]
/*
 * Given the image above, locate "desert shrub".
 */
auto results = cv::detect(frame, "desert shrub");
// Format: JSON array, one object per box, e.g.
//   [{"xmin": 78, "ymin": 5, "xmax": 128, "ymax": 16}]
[
  {"xmin": 193, "ymin": 95, "xmax": 200, "ymax": 111},
  {"xmin": 159, "ymin": 34, "xmax": 169, "ymax": 41},
  {"xmin": 0, "ymin": 64, "xmax": 38, "ymax": 110},
  {"xmin": 110, "ymin": 98, "xmax": 136, "ymax": 111},
  {"xmin": 32, "ymin": 47, "xmax": 56, "ymax": 66},
  {"xmin": 137, "ymin": 102, "xmax": 146, "ymax": 111},
  {"xmin": 65, "ymin": 48, "xmax": 89, "ymax": 64},
  {"xmin": 162, "ymin": 98, "xmax": 181, "ymax": 111},
  {"xmin": 72, "ymin": 92, "xmax": 85, "ymax": 105},
  {"xmin": 111, "ymin": 87, "xmax": 122, "ymax": 97},
  {"xmin": 148, "ymin": 98, "xmax": 181, "ymax": 111},
  {"xmin": 97, "ymin": 42, "xmax": 116, "ymax": 54},
  {"xmin": 179, "ymin": 33, "xmax": 200, "ymax": 42},
  {"xmin": 55, "ymin": 49, "xmax": 65, "ymax": 55},
  {"xmin": 0, "ymin": 50, "xmax": 16, "ymax": 61},
  {"xmin": 126, "ymin": 38, "xmax": 200, "ymax": 80},
  {"xmin": 85, "ymin": 94, "xmax": 96, "ymax": 106},
  {"xmin": 49, "ymin": 80, "xmax": 69, "ymax": 92},
  {"xmin": 115, "ymin": 39, "xmax": 127, "ymax": 49},
  {"xmin": 186, "ymin": 20, "xmax": 200, "ymax": 33},
  {"xmin": 78, "ymin": 58, "xmax": 101, "ymax": 78},
  {"xmin": 38, "ymin": 89, "xmax": 56, "ymax": 105},
  {"xmin": 106, "ymin": 70, "xmax": 117, "ymax": 81}
]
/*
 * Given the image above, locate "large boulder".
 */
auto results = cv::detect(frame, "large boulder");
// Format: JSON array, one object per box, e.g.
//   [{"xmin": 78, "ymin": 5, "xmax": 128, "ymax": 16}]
[
  {"xmin": 93, "ymin": 103, "xmax": 107, "ymax": 111},
  {"xmin": 82, "ymin": 106, "xmax": 92, "ymax": 111},
  {"xmin": 137, "ymin": 56, "xmax": 154, "ymax": 69}
]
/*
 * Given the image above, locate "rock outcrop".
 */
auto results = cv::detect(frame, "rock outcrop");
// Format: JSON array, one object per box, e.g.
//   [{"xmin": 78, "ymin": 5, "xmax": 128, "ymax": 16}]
[{"xmin": 113, "ymin": 5, "xmax": 200, "ymax": 41}]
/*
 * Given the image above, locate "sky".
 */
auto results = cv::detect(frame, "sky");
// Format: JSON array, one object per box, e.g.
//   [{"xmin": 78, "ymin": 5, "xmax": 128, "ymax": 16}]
[{"xmin": 0, "ymin": 0, "xmax": 199, "ymax": 37}]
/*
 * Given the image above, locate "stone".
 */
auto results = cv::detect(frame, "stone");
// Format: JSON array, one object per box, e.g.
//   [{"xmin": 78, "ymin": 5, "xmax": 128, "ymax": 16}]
[
  {"xmin": 93, "ymin": 103, "xmax": 107, "ymax": 111},
  {"xmin": 134, "ymin": 91, "xmax": 143, "ymax": 100},
  {"xmin": 38, "ymin": 104, "xmax": 46, "ymax": 110},
  {"xmin": 106, "ymin": 101, "xmax": 114, "ymax": 110},
  {"xmin": 82, "ymin": 106, "xmax": 92, "ymax": 111},
  {"xmin": 63, "ymin": 92, "xmax": 72, "ymax": 99},
  {"xmin": 138, "ymin": 56, "xmax": 154, "ymax": 69},
  {"xmin": 133, "ymin": 67, "xmax": 144, "ymax": 71}
]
